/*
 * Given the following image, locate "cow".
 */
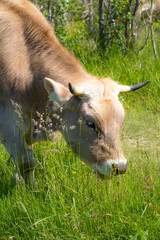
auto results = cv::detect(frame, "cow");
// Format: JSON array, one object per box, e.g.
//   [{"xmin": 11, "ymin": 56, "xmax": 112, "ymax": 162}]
[{"xmin": 0, "ymin": 0, "xmax": 150, "ymax": 187}]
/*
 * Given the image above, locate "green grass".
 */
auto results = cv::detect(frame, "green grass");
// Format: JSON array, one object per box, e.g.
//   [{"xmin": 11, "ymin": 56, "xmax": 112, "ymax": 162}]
[{"xmin": 0, "ymin": 50, "xmax": 160, "ymax": 239}]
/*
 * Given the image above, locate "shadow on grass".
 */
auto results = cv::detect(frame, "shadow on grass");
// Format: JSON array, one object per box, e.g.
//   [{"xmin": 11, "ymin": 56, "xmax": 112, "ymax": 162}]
[
  {"xmin": 0, "ymin": 178, "xmax": 17, "ymax": 198},
  {"xmin": 0, "ymin": 156, "xmax": 24, "ymax": 198}
]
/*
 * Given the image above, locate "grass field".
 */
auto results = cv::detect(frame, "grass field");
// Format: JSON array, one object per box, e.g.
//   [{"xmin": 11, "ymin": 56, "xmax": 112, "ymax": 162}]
[{"xmin": 0, "ymin": 49, "xmax": 160, "ymax": 239}]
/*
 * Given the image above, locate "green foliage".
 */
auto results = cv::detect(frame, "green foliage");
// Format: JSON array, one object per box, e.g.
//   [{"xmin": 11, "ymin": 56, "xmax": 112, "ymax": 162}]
[
  {"xmin": 102, "ymin": 0, "xmax": 127, "ymax": 47},
  {"xmin": 0, "ymin": 46, "xmax": 160, "ymax": 239},
  {"xmin": 30, "ymin": 0, "xmax": 160, "ymax": 53}
]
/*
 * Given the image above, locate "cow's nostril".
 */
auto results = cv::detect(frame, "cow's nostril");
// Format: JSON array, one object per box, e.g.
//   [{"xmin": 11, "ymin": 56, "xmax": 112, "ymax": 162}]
[
  {"xmin": 116, "ymin": 168, "xmax": 119, "ymax": 175},
  {"xmin": 112, "ymin": 163, "xmax": 127, "ymax": 175},
  {"xmin": 112, "ymin": 163, "xmax": 118, "ymax": 169},
  {"xmin": 112, "ymin": 164, "xmax": 118, "ymax": 175},
  {"xmin": 112, "ymin": 163, "xmax": 115, "ymax": 168}
]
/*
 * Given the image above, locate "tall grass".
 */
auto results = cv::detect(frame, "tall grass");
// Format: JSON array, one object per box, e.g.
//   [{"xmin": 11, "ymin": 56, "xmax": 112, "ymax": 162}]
[{"xmin": 0, "ymin": 44, "xmax": 160, "ymax": 239}]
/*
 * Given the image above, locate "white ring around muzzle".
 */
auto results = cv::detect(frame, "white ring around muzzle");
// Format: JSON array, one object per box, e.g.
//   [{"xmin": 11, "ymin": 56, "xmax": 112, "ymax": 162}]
[{"xmin": 96, "ymin": 158, "xmax": 127, "ymax": 176}]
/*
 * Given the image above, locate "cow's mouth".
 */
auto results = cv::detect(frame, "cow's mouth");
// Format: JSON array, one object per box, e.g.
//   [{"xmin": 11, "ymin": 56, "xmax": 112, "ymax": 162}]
[{"xmin": 94, "ymin": 169, "xmax": 105, "ymax": 179}]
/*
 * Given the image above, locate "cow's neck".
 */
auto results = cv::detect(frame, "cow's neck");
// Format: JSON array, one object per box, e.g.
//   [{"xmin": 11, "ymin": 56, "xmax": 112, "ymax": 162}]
[
  {"xmin": 39, "ymin": 40, "xmax": 90, "ymax": 87},
  {"xmin": 29, "ymin": 38, "xmax": 91, "ymax": 112}
]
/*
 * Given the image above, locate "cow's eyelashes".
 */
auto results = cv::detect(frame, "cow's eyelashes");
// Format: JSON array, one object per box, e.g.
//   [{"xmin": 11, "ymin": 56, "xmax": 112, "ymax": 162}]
[{"xmin": 86, "ymin": 120, "xmax": 95, "ymax": 130}]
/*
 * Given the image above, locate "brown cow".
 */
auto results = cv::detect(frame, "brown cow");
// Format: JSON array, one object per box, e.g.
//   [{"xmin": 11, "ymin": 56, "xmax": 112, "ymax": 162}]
[{"xmin": 0, "ymin": 0, "xmax": 149, "ymax": 187}]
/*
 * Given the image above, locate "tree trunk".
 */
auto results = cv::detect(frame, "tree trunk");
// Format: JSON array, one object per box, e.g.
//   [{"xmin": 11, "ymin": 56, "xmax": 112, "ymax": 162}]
[
  {"xmin": 150, "ymin": 0, "xmax": 158, "ymax": 58},
  {"xmin": 48, "ymin": 1, "xmax": 53, "ymax": 23},
  {"xmin": 131, "ymin": 0, "xmax": 140, "ymax": 36},
  {"xmin": 125, "ymin": 0, "xmax": 133, "ymax": 48},
  {"xmin": 88, "ymin": 0, "xmax": 94, "ymax": 34},
  {"xmin": 99, "ymin": 0, "xmax": 105, "ymax": 46}
]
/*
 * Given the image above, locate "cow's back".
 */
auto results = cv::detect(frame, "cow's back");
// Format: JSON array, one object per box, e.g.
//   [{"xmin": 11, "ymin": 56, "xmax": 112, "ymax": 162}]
[
  {"xmin": 0, "ymin": 0, "xmax": 53, "ymax": 34},
  {"xmin": 0, "ymin": 0, "xmax": 56, "ymax": 98}
]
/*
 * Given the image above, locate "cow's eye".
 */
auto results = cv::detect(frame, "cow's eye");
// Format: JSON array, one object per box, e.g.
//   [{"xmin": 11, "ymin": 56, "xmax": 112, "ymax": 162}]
[{"xmin": 86, "ymin": 120, "xmax": 95, "ymax": 130}]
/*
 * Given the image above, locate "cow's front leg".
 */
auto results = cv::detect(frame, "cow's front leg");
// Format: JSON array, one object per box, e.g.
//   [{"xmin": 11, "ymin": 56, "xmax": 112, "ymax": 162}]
[
  {"xmin": 9, "ymin": 143, "xmax": 35, "ymax": 188},
  {"xmin": 18, "ymin": 147, "xmax": 35, "ymax": 188},
  {"xmin": 11, "ymin": 151, "xmax": 35, "ymax": 188},
  {"xmin": 1, "ymin": 127, "xmax": 35, "ymax": 188}
]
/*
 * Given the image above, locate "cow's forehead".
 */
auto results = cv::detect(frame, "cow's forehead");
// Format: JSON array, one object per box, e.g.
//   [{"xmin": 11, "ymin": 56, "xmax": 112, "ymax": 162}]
[
  {"xmin": 82, "ymin": 97, "xmax": 124, "ymax": 130},
  {"xmin": 99, "ymin": 78, "xmax": 120, "ymax": 98},
  {"xmin": 76, "ymin": 77, "xmax": 120, "ymax": 100}
]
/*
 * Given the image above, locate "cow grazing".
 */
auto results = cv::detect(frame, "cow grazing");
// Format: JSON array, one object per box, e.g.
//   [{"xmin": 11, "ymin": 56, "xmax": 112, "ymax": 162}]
[{"xmin": 0, "ymin": 0, "xmax": 150, "ymax": 187}]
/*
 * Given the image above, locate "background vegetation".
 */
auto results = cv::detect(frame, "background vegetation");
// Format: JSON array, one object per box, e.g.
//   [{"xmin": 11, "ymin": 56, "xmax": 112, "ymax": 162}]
[{"xmin": 0, "ymin": 0, "xmax": 159, "ymax": 239}]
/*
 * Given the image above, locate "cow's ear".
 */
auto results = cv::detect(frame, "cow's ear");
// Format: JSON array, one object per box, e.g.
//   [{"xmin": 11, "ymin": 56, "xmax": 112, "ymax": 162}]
[{"xmin": 44, "ymin": 77, "xmax": 71, "ymax": 104}]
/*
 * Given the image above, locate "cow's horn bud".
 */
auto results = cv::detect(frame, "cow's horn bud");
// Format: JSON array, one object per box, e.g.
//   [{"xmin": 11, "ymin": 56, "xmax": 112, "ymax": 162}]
[
  {"xmin": 119, "ymin": 80, "xmax": 150, "ymax": 93},
  {"xmin": 68, "ymin": 83, "xmax": 84, "ymax": 97}
]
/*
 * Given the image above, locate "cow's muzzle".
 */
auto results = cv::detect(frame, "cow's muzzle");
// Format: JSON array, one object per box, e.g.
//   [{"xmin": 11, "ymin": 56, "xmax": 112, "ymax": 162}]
[{"xmin": 95, "ymin": 158, "xmax": 127, "ymax": 179}]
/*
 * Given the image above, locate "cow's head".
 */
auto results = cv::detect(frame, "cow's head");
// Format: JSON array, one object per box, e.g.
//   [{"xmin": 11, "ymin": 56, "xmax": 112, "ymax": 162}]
[{"xmin": 44, "ymin": 77, "xmax": 150, "ymax": 178}]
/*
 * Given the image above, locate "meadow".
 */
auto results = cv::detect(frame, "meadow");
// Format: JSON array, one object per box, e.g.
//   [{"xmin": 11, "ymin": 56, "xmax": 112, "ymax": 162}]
[{"xmin": 0, "ymin": 40, "xmax": 160, "ymax": 239}]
